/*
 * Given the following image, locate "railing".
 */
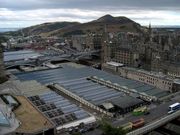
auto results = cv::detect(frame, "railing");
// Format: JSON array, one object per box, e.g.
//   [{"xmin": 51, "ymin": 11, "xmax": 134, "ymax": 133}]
[{"xmin": 127, "ymin": 110, "xmax": 180, "ymax": 135}]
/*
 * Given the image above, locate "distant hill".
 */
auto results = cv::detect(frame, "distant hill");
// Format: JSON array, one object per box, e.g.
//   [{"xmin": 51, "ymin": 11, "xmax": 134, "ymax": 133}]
[
  {"xmin": 93, "ymin": 14, "xmax": 135, "ymax": 24},
  {"xmin": 5, "ymin": 15, "xmax": 146, "ymax": 37},
  {"xmin": 0, "ymin": 28, "xmax": 20, "ymax": 33},
  {"xmin": 49, "ymin": 15, "xmax": 145, "ymax": 37},
  {"xmin": 5, "ymin": 22, "xmax": 80, "ymax": 36}
]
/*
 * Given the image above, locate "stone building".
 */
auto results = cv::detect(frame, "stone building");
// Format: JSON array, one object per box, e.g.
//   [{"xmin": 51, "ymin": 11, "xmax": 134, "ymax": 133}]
[
  {"xmin": 103, "ymin": 32, "xmax": 141, "ymax": 67},
  {"xmin": 118, "ymin": 67, "xmax": 175, "ymax": 92},
  {"xmin": 71, "ymin": 34, "xmax": 103, "ymax": 51},
  {"xmin": 71, "ymin": 35, "xmax": 87, "ymax": 51},
  {"xmin": 102, "ymin": 63, "xmax": 180, "ymax": 92}
]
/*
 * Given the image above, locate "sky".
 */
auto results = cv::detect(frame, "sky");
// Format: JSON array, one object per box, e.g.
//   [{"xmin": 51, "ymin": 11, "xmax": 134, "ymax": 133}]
[{"xmin": 0, "ymin": 0, "xmax": 180, "ymax": 28}]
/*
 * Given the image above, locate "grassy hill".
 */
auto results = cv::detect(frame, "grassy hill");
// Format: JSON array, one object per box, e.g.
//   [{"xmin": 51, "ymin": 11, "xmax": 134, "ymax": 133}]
[
  {"xmin": 48, "ymin": 15, "xmax": 145, "ymax": 37},
  {"xmin": 5, "ymin": 15, "xmax": 146, "ymax": 37}
]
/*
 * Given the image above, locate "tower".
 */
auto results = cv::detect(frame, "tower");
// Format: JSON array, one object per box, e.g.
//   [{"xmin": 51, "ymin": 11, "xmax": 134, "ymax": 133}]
[
  {"xmin": 149, "ymin": 22, "xmax": 153, "ymax": 43},
  {"xmin": 149, "ymin": 22, "xmax": 151, "ymax": 33},
  {"xmin": 158, "ymin": 35, "xmax": 162, "ymax": 45},
  {"xmin": 168, "ymin": 35, "xmax": 173, "ymax": 47},
  {"xmin": 101, "ymin": 24, "xmax": 108, "ymax": 63}
]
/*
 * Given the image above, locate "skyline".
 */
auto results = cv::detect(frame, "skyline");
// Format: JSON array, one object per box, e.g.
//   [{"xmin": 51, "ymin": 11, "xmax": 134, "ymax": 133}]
[{"xmin": 0, "ymin": 0, "xmax": 180, "ymax": 28}]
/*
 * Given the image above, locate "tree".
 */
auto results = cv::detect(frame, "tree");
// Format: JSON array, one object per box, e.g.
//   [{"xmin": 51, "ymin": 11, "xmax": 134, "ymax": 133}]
[
  {"xmin": 100, "ymin": 120, "xmax": 126, "ymax": 135},
  {"xmin": 0, "ymin": 36, "xmax": 8, "ymax": 84}
]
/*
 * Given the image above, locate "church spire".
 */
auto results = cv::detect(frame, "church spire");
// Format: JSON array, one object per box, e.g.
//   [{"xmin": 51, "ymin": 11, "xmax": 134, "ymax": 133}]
[
  {"xmin": 149, "ymin": 22, "xmax": 151, "ymax": 30},
  {"xmin": 149, "ymin": 22, "xmax": 152, "ymax": 35},
  {"xmin": 168, "ymin": 35, "xmax": 173, "ymax": 47},
  {"xmin": 149, "ymin": 22, "xmax": 153, "ymax": 43}
]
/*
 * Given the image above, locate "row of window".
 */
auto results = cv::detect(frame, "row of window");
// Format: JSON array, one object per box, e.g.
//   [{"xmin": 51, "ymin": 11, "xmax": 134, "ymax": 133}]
[
  {"xmin": 162, "ymin": 81, "xmax": 172, "ymax": 86},
  {"xmin": 115, "ymin": 59, "xmax": 131, "ymax": 65},
  {"xmin": 146, "ymin": 80, "xmax": 155, "ymax": 85},
  {"xmin": 138, "ymin": 78, "xmax": 155, "ymax": 85},
  {"xmin": 127, "ymin": 70, "xmax": 173, "ymax": 90},
  {"xmin": 168, "ymin": 72, "xmax": 180, "ymax": 77},
  {"xmin": 138, "ymin": 77, "xmax": 172, "ymax": 90}
]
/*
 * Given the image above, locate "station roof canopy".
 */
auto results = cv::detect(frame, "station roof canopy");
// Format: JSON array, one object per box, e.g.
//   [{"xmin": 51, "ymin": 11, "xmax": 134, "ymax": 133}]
[
  {"xmin": 110, "ymin": 96, "xmax": 143, "ymax": 109},
  {"xmin": 4, "ymin": 50, "xmax": 42, "ymax": 62},
  {"xmin": 14, "ymin": 63, "xmax": 169, "ymax": 99}
]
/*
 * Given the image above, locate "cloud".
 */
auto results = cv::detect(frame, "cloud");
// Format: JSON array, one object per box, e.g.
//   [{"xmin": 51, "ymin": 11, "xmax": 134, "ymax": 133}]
[
  {"xmin": 0, "ymin": 0, "xmax": 180, "ymax": 27},
  {"xmin": 0, "ymin": 0, "xmax": 180, "ymax": 11}
]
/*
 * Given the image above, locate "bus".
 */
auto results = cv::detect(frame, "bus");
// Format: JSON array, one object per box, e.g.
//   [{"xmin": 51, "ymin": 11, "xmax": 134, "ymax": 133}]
[
  {"xmin": 132, "ymin": 118, "xmax": 145, "ymax": 129},
  {"xmin": 121, "ymin": 122, "xmax": 133, "ymax": 132},
  {"xmin": 168, "ymin": 102, "xmax": 180, "ymax": 114},
  {"xmin": 120, "ymin": 118, "xmax": 145, "ymax": 132}
]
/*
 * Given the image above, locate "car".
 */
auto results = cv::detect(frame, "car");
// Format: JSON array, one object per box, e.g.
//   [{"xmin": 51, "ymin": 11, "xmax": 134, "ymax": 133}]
[
  {"xmin": 79, "ymin": 128, "xmax": 86, "ymax": 133},
  {"xmin": 144, "ymin": 111, "xmax": 150, "ymax": 115}
]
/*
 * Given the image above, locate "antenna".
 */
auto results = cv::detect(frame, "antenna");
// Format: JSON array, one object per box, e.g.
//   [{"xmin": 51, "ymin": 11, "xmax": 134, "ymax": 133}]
[
  {"xmin": 149, "ymin": 21, "xmax": 151, "ymax": 30},
  {"xmin": 19, "ymin": 23, "xmax": 24, "ymax": 37},
  {"xmin": 21, "ymin": 27, "xmax": 24, "ymax": 37}
]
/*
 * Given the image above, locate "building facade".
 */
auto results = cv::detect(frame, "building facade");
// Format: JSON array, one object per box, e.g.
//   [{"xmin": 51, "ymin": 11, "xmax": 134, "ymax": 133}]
[
  {"xmin": 71, "ymin": 34, "xmax": 103, "ymax": 51},
  {"xmin": 102, "ymin": 28, "xmax": 180, "ymax": 78},
  {"xmin": 103, "ymin": 32, "xmax": 140, "ymax": 67},
  {"xmin": 118, "ymin": 67, "xmax": 175, "ymax": 92}
]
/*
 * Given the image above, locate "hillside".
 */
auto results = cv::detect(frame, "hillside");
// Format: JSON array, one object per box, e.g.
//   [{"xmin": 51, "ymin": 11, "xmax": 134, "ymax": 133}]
[
  {"xmin": 6, "ymin": 15, "xmax": 146, "ymax": 37},
  {"xmin": 5, "ymin": 22, "xmax": 80, "ymax": 36},
  {"xmin": 49, "ymin": 15, "xmax": 144, "ymax": 37}
]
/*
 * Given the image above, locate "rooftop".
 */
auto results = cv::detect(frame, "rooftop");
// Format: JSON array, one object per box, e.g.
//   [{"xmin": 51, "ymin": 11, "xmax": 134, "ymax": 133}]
[
  {"xmin": 28, "ymin": 91, "xmax": 93, "ymax": 129},
  {"xmin": 110, "ymin": 96, "xmax": 144, "ymax": 109},
  {"xmin": 14, "ymin": 63, "xmax": 169, "ymax": 99},
  {"xmin": 4, "ymin": 50, "xmax": 42, "ymax": 62},
  {"xmin": 58, "ymin": 78, "xmax": 127, "ymax": 106},
  {"xmin": 14, "ymin": 96, "xmax": 53, "ymax": 134},
  {"xmin": 12, "ymin": 80, "xmax": 94, "ymax": 130}
]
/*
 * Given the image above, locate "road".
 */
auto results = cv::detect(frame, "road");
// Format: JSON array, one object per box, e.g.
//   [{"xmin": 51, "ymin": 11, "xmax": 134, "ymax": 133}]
[
  {"xmin": 113, "ymin": 100, "xmax": 176, "ymax": 126},
  {"xmin": 83, "ymin": 99, "xmax": 179, "ymax": 135}
]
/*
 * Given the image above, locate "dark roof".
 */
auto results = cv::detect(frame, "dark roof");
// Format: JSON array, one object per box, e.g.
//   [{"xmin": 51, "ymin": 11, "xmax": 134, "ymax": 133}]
[{"xmin": 110, "ymin": 96, "xmax": 143, "ymax": 109}]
